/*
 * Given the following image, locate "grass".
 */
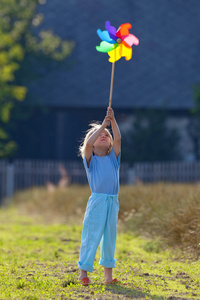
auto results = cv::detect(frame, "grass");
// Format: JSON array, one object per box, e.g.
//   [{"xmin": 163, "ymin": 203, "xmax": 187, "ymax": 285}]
[
  {"xmin": 1, "ymin": 183, "xmax": 200, "ymax": 298},
  {"xmin": 9, "ymin": 183, "xmax": 200, "ymax": 257},
  {"xmin": 0, "ymin": 205, "xmax": 200, "ymax": 299}
]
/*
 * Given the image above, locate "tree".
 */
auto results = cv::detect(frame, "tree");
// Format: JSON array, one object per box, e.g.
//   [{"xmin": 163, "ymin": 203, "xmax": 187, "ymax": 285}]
[
  {"xmin": 0, "ymin": 0, "xmax": 74, "ymax": 158},
  {"xmin": 122, "ymin": 109, "xmax": 181, "ymax": 163},
  {"xmin": 188, "ymin": 85, "xmax": 200, "ymax": 160}
]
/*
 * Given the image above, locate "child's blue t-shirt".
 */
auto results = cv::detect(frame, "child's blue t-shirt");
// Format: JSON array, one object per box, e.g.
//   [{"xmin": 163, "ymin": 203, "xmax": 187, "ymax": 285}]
[{"xmin": 83, "ymin": 148, "xmax": 120, "ymax": 195}]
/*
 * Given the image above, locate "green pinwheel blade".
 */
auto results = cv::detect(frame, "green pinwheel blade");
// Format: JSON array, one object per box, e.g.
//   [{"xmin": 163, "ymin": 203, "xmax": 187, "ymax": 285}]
[{"xmin": 96, "ymin": 41, "xmax": 117, "ymax": 53}]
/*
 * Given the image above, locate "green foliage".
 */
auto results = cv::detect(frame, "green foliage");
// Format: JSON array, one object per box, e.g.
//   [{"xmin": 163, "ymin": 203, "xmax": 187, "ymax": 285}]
[
  {"xmin": 188, "ymin": 85, "xmax": 200, "ymax": 160},
  {"xmin": 143, "ymin": 239, "xmax": 163, "ymax": 253},
  {"xmin": 191, "ymin": 85, "xmax": 200, "ymax": 119},
  {"xmin": 17, "ymin": 279, "xmax": 26, "ymax": 289},
  {"xmin": 0, "ymin": 0, "xmax": 75, "ymax": 158},
  {"xmin": 62, "ymin": 274, "xmax": 77, "ymax": 287},
  {"xmin": 122, "ymin": 109, "xmax": 181, "ymax": 162},
  {"xmin": 0, "ymin": 139, "xmax": 17, "ymax": 158}
]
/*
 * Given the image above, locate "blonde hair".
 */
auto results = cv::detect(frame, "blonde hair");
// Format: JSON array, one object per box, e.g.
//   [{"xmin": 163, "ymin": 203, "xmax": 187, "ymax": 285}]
[{"xmin": 79, "ymin": 123, "xmax": 113, "ymax": 158}]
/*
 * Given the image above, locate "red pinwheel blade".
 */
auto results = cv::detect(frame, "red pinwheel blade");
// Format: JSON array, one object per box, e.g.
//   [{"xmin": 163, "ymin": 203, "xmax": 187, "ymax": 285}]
[{"xmin": 116, "ymin": 23, "xmax": 132, "ymax": 39}]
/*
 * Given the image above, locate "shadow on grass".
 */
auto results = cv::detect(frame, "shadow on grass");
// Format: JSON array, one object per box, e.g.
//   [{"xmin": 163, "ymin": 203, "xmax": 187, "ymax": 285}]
[
  {"xmin": 64, "ymin": 276, "xmax": 166, "ymax": 299},
  {"xmin": 104, "ymin": 282, "xmax": 164, "ymax": 300}
]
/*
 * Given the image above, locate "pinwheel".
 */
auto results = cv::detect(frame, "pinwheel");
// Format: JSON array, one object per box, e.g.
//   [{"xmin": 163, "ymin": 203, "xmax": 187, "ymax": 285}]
[{"xmin": 96, "ymin": 21, "xmax": 139, "ymax": 107}]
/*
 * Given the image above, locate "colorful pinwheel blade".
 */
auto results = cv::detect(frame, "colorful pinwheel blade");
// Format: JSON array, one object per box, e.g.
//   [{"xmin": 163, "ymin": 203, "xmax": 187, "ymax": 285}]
[
  {"xmin": 108, "ymin": 44, "xmax": 122, "ymax": 62},
  {"xmin": 121, "ymin": 43, "xmax": 132, "ymax": 60},
  {"xmin": 105, "ymin": 21, "xmax": 117, "ymax": 41},
  {"xmin": 123, "ymin": 34, "xmax": 139, "ymax": 47},
  {"xmin": 96, "ymin": 21, "xmax": 139, "ymax": 62},
  {"xmin": 96, "ymin": 41, "xmax": 116, "ymax": 53},
  {"xmin": 116, "ymin": 23, "xmax": 132, "ymax": 39},
  {"xmin": 97, "ymin": 29, "xmax": 116, "ymax": 44},
  {"xmin": 108, "ymin": 43, "xmax": 132, "ymax": 62}
]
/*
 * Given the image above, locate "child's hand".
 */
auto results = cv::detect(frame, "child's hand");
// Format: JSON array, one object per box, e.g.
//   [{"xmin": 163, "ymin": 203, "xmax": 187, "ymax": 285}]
[
  {"xmin": 102, "ymin": 116, "xmax": 111, "ymax": 128},
  {"xmin": 107, "ymin": 107, "xmax": 114, "ymax": 121}
]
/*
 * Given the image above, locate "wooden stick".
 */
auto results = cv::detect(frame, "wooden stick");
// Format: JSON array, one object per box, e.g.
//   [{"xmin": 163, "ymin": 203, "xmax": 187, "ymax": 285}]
[{"xmin": 109, "ymin": 61, "xmax": 115, "ymax": 108}]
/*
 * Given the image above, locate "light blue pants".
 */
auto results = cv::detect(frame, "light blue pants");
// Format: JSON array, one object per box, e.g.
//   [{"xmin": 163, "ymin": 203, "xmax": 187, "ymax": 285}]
[{"xmin": 78, "ymin": 193, "xmax": 119, "ymax": 273}]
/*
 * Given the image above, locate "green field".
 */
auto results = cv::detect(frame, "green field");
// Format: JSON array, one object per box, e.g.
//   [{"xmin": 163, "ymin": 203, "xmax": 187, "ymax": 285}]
[{"xmin": 0, "ymin": 184, "xmax": 200, "ymax": 299}]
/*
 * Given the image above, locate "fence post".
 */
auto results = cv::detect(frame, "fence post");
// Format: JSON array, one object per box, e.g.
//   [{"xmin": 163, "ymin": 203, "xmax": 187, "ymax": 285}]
[
  {"xmin": 128, "ymin": 167, "xmax": 135, "ymax": 184},
  {"xmin": 6, "ymin": 163, "xmax": 14, "ymax": 198}
]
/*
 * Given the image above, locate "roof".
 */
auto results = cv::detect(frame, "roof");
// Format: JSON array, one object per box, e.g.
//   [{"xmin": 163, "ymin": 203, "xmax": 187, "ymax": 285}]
[{"xmin": 29, "ymin": 0, "xmax": 200, "ymax": 110}]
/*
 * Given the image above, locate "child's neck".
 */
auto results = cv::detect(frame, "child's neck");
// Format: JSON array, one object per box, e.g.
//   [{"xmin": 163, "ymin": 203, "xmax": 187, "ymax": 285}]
[{"xmin": 93, "ymin": 147, "xmax": 108, "ymax": 157}]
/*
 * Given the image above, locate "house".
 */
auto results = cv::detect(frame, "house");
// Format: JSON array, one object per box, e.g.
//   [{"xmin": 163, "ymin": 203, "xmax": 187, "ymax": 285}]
[{"xmin": 14, "ymin": 0, "xmax": 200, "ymax": 161}]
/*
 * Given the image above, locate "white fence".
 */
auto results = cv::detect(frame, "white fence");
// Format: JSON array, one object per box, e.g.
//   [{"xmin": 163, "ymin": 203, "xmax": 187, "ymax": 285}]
[
  {"xmin": 0, "ymin": 159, "xmax": 129, "ymax": 203},
  {"xmin": 134, "ymin": 161, "xmax": 200, "ymax": 183},
  {"xmin": 1, "ymin": 159, "xmax": 200, "ymax": 203}
]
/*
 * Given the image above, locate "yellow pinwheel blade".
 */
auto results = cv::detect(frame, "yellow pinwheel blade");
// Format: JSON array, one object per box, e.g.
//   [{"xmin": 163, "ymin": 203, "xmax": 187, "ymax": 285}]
[
  {"xmin": 121, "ymin": 43, "xmax": 132, "ymax": 60},
  {"xmin": 108, "ymin": 44, "xmax": 122, "ymax": 62},
  {"xmin": 108, "ymin": 44, "xmax": 132, "ymax": 62}
]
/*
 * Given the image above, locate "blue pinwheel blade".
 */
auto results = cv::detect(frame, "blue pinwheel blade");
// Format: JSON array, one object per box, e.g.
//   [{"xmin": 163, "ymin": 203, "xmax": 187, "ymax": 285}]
[{"xmin": 97, "ymin": 29, "xmax": 115, "ymax": 44}]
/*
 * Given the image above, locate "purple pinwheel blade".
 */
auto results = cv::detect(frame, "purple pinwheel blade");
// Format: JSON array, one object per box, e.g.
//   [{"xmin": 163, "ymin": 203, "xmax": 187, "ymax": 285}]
[
  {"xmin": 97, "ymin": 29, "xmax": 116, "ymax": 44},
  {"xmin": 105, "ymin": 21, "xmax": 117, "ymax": 41}
]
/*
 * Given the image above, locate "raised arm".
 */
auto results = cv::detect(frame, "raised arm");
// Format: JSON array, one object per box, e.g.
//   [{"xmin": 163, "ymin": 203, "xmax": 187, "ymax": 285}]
[
  {"xmin": 107, "ymin": 107, "xmax": 121, "ymax": 158},
  {"xmin": 84, "ymin": 117, "xmax": 110, "ymax": 166}
]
